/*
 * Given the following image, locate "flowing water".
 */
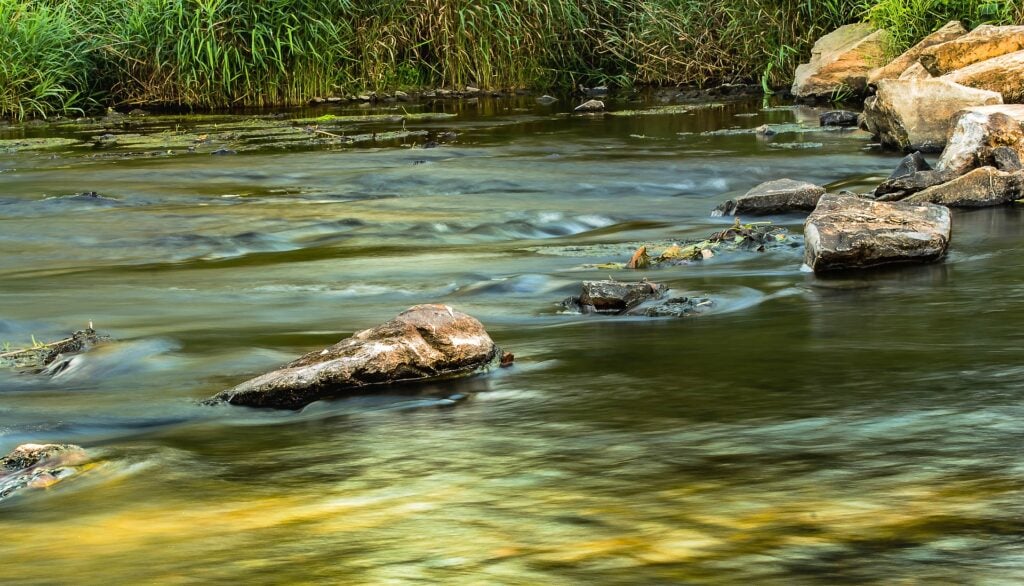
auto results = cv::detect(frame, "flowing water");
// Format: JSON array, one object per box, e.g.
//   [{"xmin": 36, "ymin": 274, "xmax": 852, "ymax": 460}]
[{"xmin": 1, "ymin": 95, "xmax": 1023, "ymax": 584}]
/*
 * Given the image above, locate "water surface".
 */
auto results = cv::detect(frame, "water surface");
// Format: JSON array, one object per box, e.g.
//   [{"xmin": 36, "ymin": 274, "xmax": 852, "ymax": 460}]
[{"xmin": 2, "ymin": 95, "xmax": 1023, "ymax": 584}]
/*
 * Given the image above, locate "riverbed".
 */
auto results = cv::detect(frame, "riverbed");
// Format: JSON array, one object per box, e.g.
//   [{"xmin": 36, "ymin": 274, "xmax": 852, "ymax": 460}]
[{"xmin": 2, "ymin": 95, "xmax": 1023, "ymax": 584}]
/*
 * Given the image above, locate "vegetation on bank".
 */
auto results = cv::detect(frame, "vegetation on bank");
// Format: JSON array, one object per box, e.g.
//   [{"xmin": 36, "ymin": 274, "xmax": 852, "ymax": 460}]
[{"xmin": 1, "ymin": 0, "xmax": 1021, "ymax": 117}]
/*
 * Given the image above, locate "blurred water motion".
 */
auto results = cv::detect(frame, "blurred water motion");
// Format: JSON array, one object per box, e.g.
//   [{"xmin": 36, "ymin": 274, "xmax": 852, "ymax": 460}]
[{"xmin": 1, "ymin": 96, "xmax": 1022, "ymax": 584}]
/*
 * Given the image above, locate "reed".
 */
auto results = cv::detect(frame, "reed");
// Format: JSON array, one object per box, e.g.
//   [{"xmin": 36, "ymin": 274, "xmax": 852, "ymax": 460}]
[{"xmin": 0, "ymin": 0, "xmax": 1019, "ymax": 118}]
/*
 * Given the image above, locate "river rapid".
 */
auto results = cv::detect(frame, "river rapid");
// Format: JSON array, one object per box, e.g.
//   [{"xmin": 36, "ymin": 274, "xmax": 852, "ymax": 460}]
[{"xmin": 1, "ymin": 95, "xmax": 1023, "ymax": 584}]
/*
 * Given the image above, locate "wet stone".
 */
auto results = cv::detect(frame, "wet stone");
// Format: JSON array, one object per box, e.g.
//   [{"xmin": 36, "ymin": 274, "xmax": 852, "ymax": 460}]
[
  {"xmin": 0, "ymin": 443, "xmax": 86, "ymax": 502},
  {"xmin": 209, "ymin": 304, "xmax": 501, "ymax": 410},
  {"xmin": 574, "ymin": 99, "xmax": 605, "ymax": 113},
  {"xmin": 713, "ymin": 179, "xmax": 826, "ymax": 216},
  {"xmin": 804, "ymin": 193, "xmax": 952, "ymax": 272},
  {"xmin": 992, "ymin": 146, "xmax": 1023, "ymax": 172},
  {"xmin": 888, "ymin": 151, "xmax": 932, "ymax": 179},
  {"xmin": 820, "ymin": 110, "xmax": 860, "ymax": 127}
]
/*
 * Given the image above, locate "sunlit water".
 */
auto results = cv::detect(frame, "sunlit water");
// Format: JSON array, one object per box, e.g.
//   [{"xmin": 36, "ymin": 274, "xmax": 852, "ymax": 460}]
[{"xmin": 2, "ymin": 95, "xmax": 1023, "ymax": 584}]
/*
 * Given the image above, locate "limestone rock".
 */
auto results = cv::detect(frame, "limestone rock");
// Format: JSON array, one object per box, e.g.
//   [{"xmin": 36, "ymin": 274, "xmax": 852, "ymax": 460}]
[
  {"xmin": 920, "ymin": 24, "xmax": 1024, "ymax": 76},
  {"xmin": 792, "ymin": 24, "xmax": 893, "ymax": 98},
  {"xmin": 713, "ymin": 179, "xmax": 826, "ymax": 216},
  {"xmin": 898, "ymin": 62, "xmax": 933, "ymax": 80},
  {"xmin": 209, "ymin": 305, "xmax": 501, "ymax": 409},
  {"xmin": 862, "ymin": 79, "xmax": 1002, "ymax": 151},
  {"xmin": 869, "ymin": 21, "xmax": 967, "ymax": 84},
  {"xmin": 942, "ymin": 50, "xmax": 1024, "ymax": 102},
  {"xmin": 804, "ymin": 194, "xmax": 951, "ymax": 272},
  {"xmin": 936, "ymin": 106, "xmax": 1024, "ymax": 176},
  {"xmin": 905, "ymin": 166, "xmax": 1023, "ymax": 207}
]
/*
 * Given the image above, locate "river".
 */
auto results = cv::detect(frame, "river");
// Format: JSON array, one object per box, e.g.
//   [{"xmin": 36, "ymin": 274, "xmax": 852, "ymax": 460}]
[{"xmin": 1, "ymin": 95, "xmax": 1023, "ymax": 584}]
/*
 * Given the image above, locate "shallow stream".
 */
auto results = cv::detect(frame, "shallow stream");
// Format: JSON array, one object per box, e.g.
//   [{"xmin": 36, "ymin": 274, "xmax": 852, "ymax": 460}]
[{"xmin": 1, "ymin": 95, "xmax": 1023, "ymax": 584}]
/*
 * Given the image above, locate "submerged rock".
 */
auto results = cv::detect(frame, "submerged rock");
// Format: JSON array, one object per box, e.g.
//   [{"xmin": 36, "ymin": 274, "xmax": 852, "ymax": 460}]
[
  {"xmin": 569, "ymin": 280, "xmax": 665, "ymax": 314},
  {"xmin": 536, "ymin": 95, "xmax": 558, "ymax": 105},
  {"xmin": 792, "ymin": 24, "xmax": 892, "ymax": 99},
  {"xmin": 862, "ymin": 79, "xmax": 1003, "ymax": 151},
  {"xmin": 804, "ymin": 194, "xmax": 951, "ymax": 272},
  {"xmin": 920, "ymin": 24, "xmax": 1024, "ymax": 76},
  {"xmin": 936, "ymin": 106, "xmax": 1024, "ymax": 177},
  {"xmin": 905, "ymin": 166, "xmax": 1023, "ymax": 207},
  {"xmin": 868, "ymin": 21, "xmax": 967, "ymax": 84},
  {"xmin": 819, "ymin": 110, "xmax": 860, "ymax": 127},
  {"xmin": 0, "ymin": 443, "xmax": 86, "ymax": 501},
  {"xmin": 562, "ymin": 281, "xmax": 712, "ymax": 318},
  {"xmin": 713, "ymin": 179, "xmax": 826, "ymax": 216},
  {"xmin": 209, "ymin": 305, "xmax": 501, "ymax": 409}
]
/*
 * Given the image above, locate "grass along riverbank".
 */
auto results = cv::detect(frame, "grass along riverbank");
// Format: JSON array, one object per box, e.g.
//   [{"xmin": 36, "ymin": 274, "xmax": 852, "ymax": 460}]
[{"xmin": 1, "ymin": 0, "xmax": 1021, "ymax": 118}]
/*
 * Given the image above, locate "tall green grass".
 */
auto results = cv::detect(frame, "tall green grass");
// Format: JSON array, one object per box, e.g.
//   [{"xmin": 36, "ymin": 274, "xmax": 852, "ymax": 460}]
[
  {"xmin": 0, "ymin": 0, "xmax": 1021, "ymax": 117},
  {"xmin": 0, "ymin": 0, "xmax": 94, "ymax": 118}
]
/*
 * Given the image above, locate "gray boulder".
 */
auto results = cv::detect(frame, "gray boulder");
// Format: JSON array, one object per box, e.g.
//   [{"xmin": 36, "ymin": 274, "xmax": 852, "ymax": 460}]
[
  {"xmin": 713, "ymin": 179, "xmax": 826, "ymax": 216},
  {"xmin": 874, "ymin": 169, "xmax": 955, "ymax": 201},
  {"xmin": 820, "ymin": 110, "xmax": 860, "ymax": 127},
  {"xmin": 889, "ymin": 151, "xmax": 932, "ymax": 179},
  {"xmin": 905, "ymin": 166, "xmax": 1023, "ymax": 207},
  {"xmin": 564, "ymin": 280, "xmax": 666, "ymax": 314},
  {"xmin": 209, "ymin": 305, "xmax": 502, "ymax": 409},
  {"xmin": 993, "ymin": 146, "xmax": 1023, "ymax": 171},
  {"xmin": 804, "ymin": 194, "xmax": 951, "ymax": 272}
]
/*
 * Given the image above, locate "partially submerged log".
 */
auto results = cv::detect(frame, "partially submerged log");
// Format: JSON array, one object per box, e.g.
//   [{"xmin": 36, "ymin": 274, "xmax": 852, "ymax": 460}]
[{"xmin": 0, "ymin": 328, "xmax": 108, "ymax": 372}]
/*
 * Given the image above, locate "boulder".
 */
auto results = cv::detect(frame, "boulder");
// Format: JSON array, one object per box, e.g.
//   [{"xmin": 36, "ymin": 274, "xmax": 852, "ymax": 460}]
[
  {"xmin": 574, "ymin": 99, "xmax": 605, "ymax": 112},
  {"xmin": 562, "ymin": 281, "xmax": 713, "ymax": 318},
  {"xmin": 804, "ymin": 194, "xmax": 951, "ymax": 272},
  {"xmin": 820, "ymin": 110, "xmax": 860, "ymax": 127},
  {"xmin": 209, "ymin": 305, "xmax": 501, "ymax": 409},
  {"xmin": 1, "ymin": 443, "xmax": 85, "ymax": 501},
  {"xmin": 868, "ymin": 21, "xmax": 967, "ymax": 84},
  {"xmin": 920, "ymin": 24, "xmax": 1024, "ymax": 76},
  {"xmin": 889, "ymin": 151, "xmax": 933, "ymax": 178},
  {"xmin": 712, "ymin": 179, "xmax": 826, "ymax": 216},
  {"xmin": 905, "ymin": 166, "xmax": 1023, "ymax": 207},
  {"xmin": 792, "ymin": 24, "xmax": 893, "ymax": 98},
  {"xmin": 898, "ymin": 62, "xmax": 933, "ymax": 80},
  {"xmin": 993, "ymin": 146, "xmax": 1023, "ymax": 171},
  {"xmin": 936, "ymin": 106, "xmax": 1024, "ymax": 176},
  {"xmin": 568, "ymin": 280, "xmax": 666, "ymax": 314},
  {"xmin": 874, "ymin": 170, "xmax": 955, "ymax": 201},
  {"xmin": 862, "ymin": 79, "xmax": 1002, "ymax": 151},
  {"xmin": 942, "ymin": 50, "xmax": 1024, "ymax": 102}
]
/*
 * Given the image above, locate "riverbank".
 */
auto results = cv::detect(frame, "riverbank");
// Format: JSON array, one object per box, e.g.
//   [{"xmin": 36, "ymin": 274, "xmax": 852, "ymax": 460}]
[{"xmin": 2, "ymin": 0, "xmax": 1019, "ymax": 118}]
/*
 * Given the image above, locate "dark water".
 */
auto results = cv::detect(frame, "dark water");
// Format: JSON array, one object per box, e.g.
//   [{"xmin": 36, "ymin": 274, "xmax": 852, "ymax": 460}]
[{"xmin": 1, "ymin": 95, "xmax": 1023, "ymax": 584}]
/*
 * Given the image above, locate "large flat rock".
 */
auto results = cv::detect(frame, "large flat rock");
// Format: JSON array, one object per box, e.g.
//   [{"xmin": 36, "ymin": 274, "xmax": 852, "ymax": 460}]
[
  {"xmin": 905, "ymin": 166, "xmax": 1023, "ymax": 207},
  {"xmin": 804, "ymin": 194, "xmax": 951, "ymax": 272},
  {"xmin": 792, "ymin": 24, "xmax": 892, "ymax": 98},
  {"xmin": 862, "ymin": 79, "xmax": 1002, "ymax": 151},
  {"xmin": 920, "ymin": 24, "xmax": 1024, "ymax": 75},
  {"xmin": 869, "ymin": 21, "xmax": 966, "ymax": 84},
  {"xmin": 210, "ymin": 304, "xmax": 501, "ymax": 409},
  {"xmin": 942, "ymin": 50, "xmax": 1024, "ymax": 102}
]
